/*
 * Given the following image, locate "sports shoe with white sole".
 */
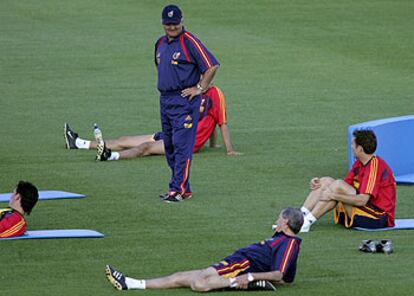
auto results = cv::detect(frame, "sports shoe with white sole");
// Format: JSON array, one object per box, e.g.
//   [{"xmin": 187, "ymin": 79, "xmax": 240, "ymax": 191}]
[
  {"xmin": 358, "ymin": 240, "xmax": 378, "ymax": 253},
  {"xmin": 64, "ymin": 123, "xmax": 78, "ymax": 149},
  {"xmin": 247, "ymin": 280, "xmax": 277, "ymax": 291},
  {"xmin": 105, "ymin": 265, "xmax": 128, "ymax": 290},
  {"xmin": 377, "ymin": 239, "xmax": 393, "ymax": 254},
  {"xmin": 163, "ymin": 192, "xmax": 192, "ymax": 203},
  {"xmin": 94, "ymin": 124, "xmax": 111, "ymax": 161}
]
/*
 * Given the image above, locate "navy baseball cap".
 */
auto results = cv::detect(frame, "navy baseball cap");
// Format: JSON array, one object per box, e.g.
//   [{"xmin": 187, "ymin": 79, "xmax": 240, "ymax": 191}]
[{"xmin": 161, "ymin": 4, "xmax": 182, "ymax": 25}]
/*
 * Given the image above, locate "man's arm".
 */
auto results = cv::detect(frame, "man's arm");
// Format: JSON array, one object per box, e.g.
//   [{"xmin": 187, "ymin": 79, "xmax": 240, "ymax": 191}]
[
  {"xmin": 219, "ymin": 123, "xmax": 241, "ymax": 156},
  {"xmin": 209, "ymin": 128, "xmax": 219, "ymax": 148},
  {"xmin": 181, "ymin": 65, "xmax": 219, "ymax": 100},
  {"xmin": 234, "ymin": 271, "xmax": 284, "ymax": 289}
]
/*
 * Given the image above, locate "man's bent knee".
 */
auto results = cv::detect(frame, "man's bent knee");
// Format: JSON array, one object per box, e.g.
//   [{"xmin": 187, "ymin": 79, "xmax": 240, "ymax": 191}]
[
  {"xmin": 329, "ymin": 179, "xmax": 356, "ymax": 195},
  {"xmin": 320, "ymin": 177, "xmax": 335, "ymax": 188}
]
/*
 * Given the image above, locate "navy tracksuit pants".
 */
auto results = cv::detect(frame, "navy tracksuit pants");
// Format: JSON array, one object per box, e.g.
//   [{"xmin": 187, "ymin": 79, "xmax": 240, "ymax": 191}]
[{"xmin": 160, "ymin": 93, "xmax": 201, "ymax": 194}]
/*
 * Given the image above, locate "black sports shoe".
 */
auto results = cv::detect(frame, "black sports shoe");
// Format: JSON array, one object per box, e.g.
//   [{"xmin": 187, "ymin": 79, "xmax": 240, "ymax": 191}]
[
  {"xmin": 94, "ymin": 124, "xmax": 112, "ymax": 161},
  {"xmin": 96, "ymin": 142, "xmax": 112, "ymax": 161},
  {"xmin": 358, "ymin": 240, "xmax": 378, "ymax": 253},
  {"xmin": 105, "ymin": 265, "xmax": 128, "ymax": 290},
  {"xmin": 160, "ymin": 192, "xmax": 192, "ymax": 200},
  {"xmin": 377, "ymin": 239, "xmax": 393, "ymax": 254},
  {"xmin": 247, "ymin": 280, "xmax": 277, "ymax": 291},
  {"xmin": 163, "ymin": 192, "xmax": 192, "ymax": 203},
  {"xmin": 64, "ymin": 123, "xmax": 78, "ymax": 149},
  {"xmin": 159, "ymin": 192, "xmax": 169, "ymax": 199}
]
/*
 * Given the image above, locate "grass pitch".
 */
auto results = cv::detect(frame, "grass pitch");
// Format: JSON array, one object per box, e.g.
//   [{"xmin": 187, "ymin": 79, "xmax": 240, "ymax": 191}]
[{"xmin": 1, "ymin": 1, "xmax": 413, "ymax": 295}]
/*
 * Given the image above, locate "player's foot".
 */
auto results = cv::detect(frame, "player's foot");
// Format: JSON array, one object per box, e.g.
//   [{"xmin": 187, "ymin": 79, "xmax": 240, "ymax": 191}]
[
  {"xmin": 299, "ymin": 219, "xmax": 312, "ymax": 232},
  {"xmin": 377, "ymin": 239, "xmax": 393, "ymax": 254},
  {"xmin": 247, "ymin": 280, "xmax": 277, "ymax": 291},
  {"xmin": 94, "ymin": 125, "xmax": 111, "ymax": 161},
  {"xmin": 163, "ymin": 192, "xmax": 192, "ymax": 203},
  {"xmin": 159, "ymin": 192, "xmax": 169, "ymax": 199},
  {"xmin": 358, "ymin": 240, "xmax": 378, "ymax": 253},
  {"xmin": 105, "ymin": 265, "xmax": 128, "ymax": 290},
  {"xmin": 96, "ymin": 142, "xmax": 112, "ymax": 161},
  {"xmin": 64, "ymin": 123, "xmax": 79, "ymax": 149}
]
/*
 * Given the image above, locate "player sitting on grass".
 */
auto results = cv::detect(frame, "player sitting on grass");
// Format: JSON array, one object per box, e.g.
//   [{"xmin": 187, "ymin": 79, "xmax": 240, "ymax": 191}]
[
  {"xmin": 105, "ymin": 207, "xmax": 303, "ymax": 292},
  {"xmin": 64, "ymin": 86, "xmax": 240, "ymax": 161},
  {"xmin": 299, "ymin": 129, "xmax": 396, "ymax": 232},
  {"xmin": 0, "ymin": 181, "xmax": 39, "ymax": 238}
]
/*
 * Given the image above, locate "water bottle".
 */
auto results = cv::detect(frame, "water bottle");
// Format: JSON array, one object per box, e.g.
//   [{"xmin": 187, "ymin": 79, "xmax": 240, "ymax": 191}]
[{"xmin": 93, "ymin": 123, "xmax": 103, "ymax": 143}]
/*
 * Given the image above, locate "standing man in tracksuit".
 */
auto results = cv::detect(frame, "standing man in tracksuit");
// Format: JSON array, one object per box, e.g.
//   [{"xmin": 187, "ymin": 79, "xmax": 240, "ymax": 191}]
[{"xmin": 155, "ymin": 4, "xmax": 220, "ymax": 202}]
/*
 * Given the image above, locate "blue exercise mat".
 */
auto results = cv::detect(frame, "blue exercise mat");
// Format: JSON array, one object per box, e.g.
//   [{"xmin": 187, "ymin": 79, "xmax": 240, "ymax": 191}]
[
  {"xmin": 0, "ymin": 190, "xmax": 86, "ymax": 202},
  {"xmin": 353, "ymin": 219, "xmax": 414, "ymax": 231},
  {"xmin": 0, "ymin": 229, "xmax": 104, "ymax": 241}
]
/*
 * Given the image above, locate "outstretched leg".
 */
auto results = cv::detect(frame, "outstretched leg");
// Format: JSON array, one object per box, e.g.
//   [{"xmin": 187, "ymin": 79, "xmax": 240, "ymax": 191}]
[
  {"xmin": 106, "ymin": 265, "xmax": 231, "ymax": 291},
  {"xmin": 90, "ymin": 135, "xmax": 155, "ymax": 150},
  {"xmin": 118, "ymin": 140, "xmax": 165, "ymax": 159}
]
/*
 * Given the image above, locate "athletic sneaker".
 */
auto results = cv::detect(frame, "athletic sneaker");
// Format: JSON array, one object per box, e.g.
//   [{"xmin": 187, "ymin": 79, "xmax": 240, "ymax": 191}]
[
  {"xmin": 96, "ymin": 142, "xmax": 112, "ymax": 161},
  {"xmin": 377, "ymin": 239, "xmax": 393, "ymax": 254},
  {"xmin": 64, "ymin": 123, "xmax": 78, "ymax": 149},
  {"xmin": 358, "ymin": 240, "xmax": 378, "ymax": 253},
  {"xmin": 105, "ymin": 265, "xmax": 128, "ymax": 290},
  {"xmin": 247, "ymin": 280, "xmax": 277, "ymax": 291},
  {"xmin": 163, "ymin": 192, "xmax": 192, "ymax": 203},
  {"xmin": 94, "ymin": 125, "xmax": 111, "ymax": 161}
]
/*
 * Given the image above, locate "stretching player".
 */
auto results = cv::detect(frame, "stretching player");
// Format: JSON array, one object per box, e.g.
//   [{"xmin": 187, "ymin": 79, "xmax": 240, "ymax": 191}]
[
  {"xmin": 64, "ymin": 86, "xmax": 240, "ymax": 161},
  {"xmin": 0, "ymin": 181, "xmax": 39, "ymax": 238},
  {"xmin": 299, "ymin": 129, "xmax": 396, "ymax": 232},
  {"xmin": 105, "ymin": 207, "xmax": 303, "ymax": 292}
]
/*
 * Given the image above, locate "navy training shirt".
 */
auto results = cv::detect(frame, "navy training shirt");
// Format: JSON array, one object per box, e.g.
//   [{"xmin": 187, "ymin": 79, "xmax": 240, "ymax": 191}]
[
  {"xmin": 236, "ymin": 232, "xmax": 302, "ymax": 283},
  {"xmin": 155, "ymin": 29, "xmax": 219, "ymax": 93}
]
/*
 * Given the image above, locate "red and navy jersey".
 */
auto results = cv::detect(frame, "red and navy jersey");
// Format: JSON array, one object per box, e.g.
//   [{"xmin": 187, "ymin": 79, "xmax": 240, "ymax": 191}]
[
  {"xmin": 0, "ymin": 208, "xmax": 27, "ymax": 238},
  {"xmin": 193, "ymin": 86, "xmax": 227, "ymax": 152},
  {"xmin": 235, "ymin": 232, "xmax": 301, "ymax": 283},
  {"xmin": 155, "ymin": 28, "xmax": 219, "ymax": 93},
  {"xmin": 344, "ymin": 156, "xmax": 396, "ymax": 226}
]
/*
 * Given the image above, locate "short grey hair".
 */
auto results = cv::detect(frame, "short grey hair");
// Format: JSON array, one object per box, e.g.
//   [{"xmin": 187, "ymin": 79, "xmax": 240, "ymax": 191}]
[{"xmin": 281, "ymin": 207, "xmax": 304, "ymax": 234}]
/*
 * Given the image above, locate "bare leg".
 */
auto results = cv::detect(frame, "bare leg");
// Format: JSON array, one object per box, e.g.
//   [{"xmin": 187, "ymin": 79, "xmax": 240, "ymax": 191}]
[
  {"xmin": 190, "ymin": 267, "xmax": 232, "ymax": 292},
  {"xmin": 119, "ymin": 141, "xmax": 165, "ymax": 159},
  {"xmin": 89, "ymin": 135, "xmax": 154, "ymax": 150},
  {"xmin": 303, "ymin": 177, "xmax": 335, "ymax": 211},
  {"xmin": 146, "ymin": 269, "xmax": 203, "ymax": 289},
  {"xmin": 145, "ymin": 267, "xmax": 230, "ymax": 291},
  {"xmin": 311, "ymin": 180, "xmax": 357, "ymax": 218}
]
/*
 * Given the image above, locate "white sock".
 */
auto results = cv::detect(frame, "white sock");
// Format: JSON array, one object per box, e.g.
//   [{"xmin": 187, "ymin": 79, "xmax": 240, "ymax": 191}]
[
  {"xmin": 301, "ymin": 207, "xmax": 310, "ymax": 216},
  {"xmin": 125, "ymin": 277, "xmax": 146, "ymax": 289},
  {"xmin": 75, "ymin": 138, "xmax": 91, "ymax": 149},
  {"xmin": 305, "ymin": 212, "xmax": 317, "ymax": 224},
  {"xmin": 108, "ymin": 152, "xmax": 120, "ymax": 161},
  {"xmin": 229, "ymin": 277, "xmax": 237, "ymax": 288}
]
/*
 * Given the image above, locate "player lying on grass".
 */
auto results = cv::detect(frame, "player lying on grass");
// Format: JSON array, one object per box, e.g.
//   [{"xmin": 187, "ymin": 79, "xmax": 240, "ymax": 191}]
[
  {"xmin": 64, "ymin": 86, "xmax": 240, "ymax": 161},
  {"xmin": 105, "ymin": 207, "xmax": 303, "ymax": 292},
  {"xmin": 0, "ymin": 181, "xmax": 38, "ymax": 238},
  {"xmin": 299, "ymin": 129, "xmax": 396, "ymax": 232}
]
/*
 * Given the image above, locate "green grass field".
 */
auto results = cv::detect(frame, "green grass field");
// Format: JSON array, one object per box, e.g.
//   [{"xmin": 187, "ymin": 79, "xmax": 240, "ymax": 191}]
[{"xmin": 1, "ymin": 0, "xmax": 413, "ymax": 295}]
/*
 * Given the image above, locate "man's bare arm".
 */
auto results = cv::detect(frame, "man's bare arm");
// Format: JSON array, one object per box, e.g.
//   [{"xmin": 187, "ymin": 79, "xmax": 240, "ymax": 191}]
[
  {"xmin": 234, "ymin": 271, "xmax": 284, "ymax": 289},
  {"xmin": 209, "ymin": 128, "xmax": 219, "ymax": 148},
  {"xmin": 219, "ymin": 123, "xmax": 241, "ymax": 156},
  {"xmin": 330, "ymin": 192, "xmax": 370, "ymax": 206}
]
